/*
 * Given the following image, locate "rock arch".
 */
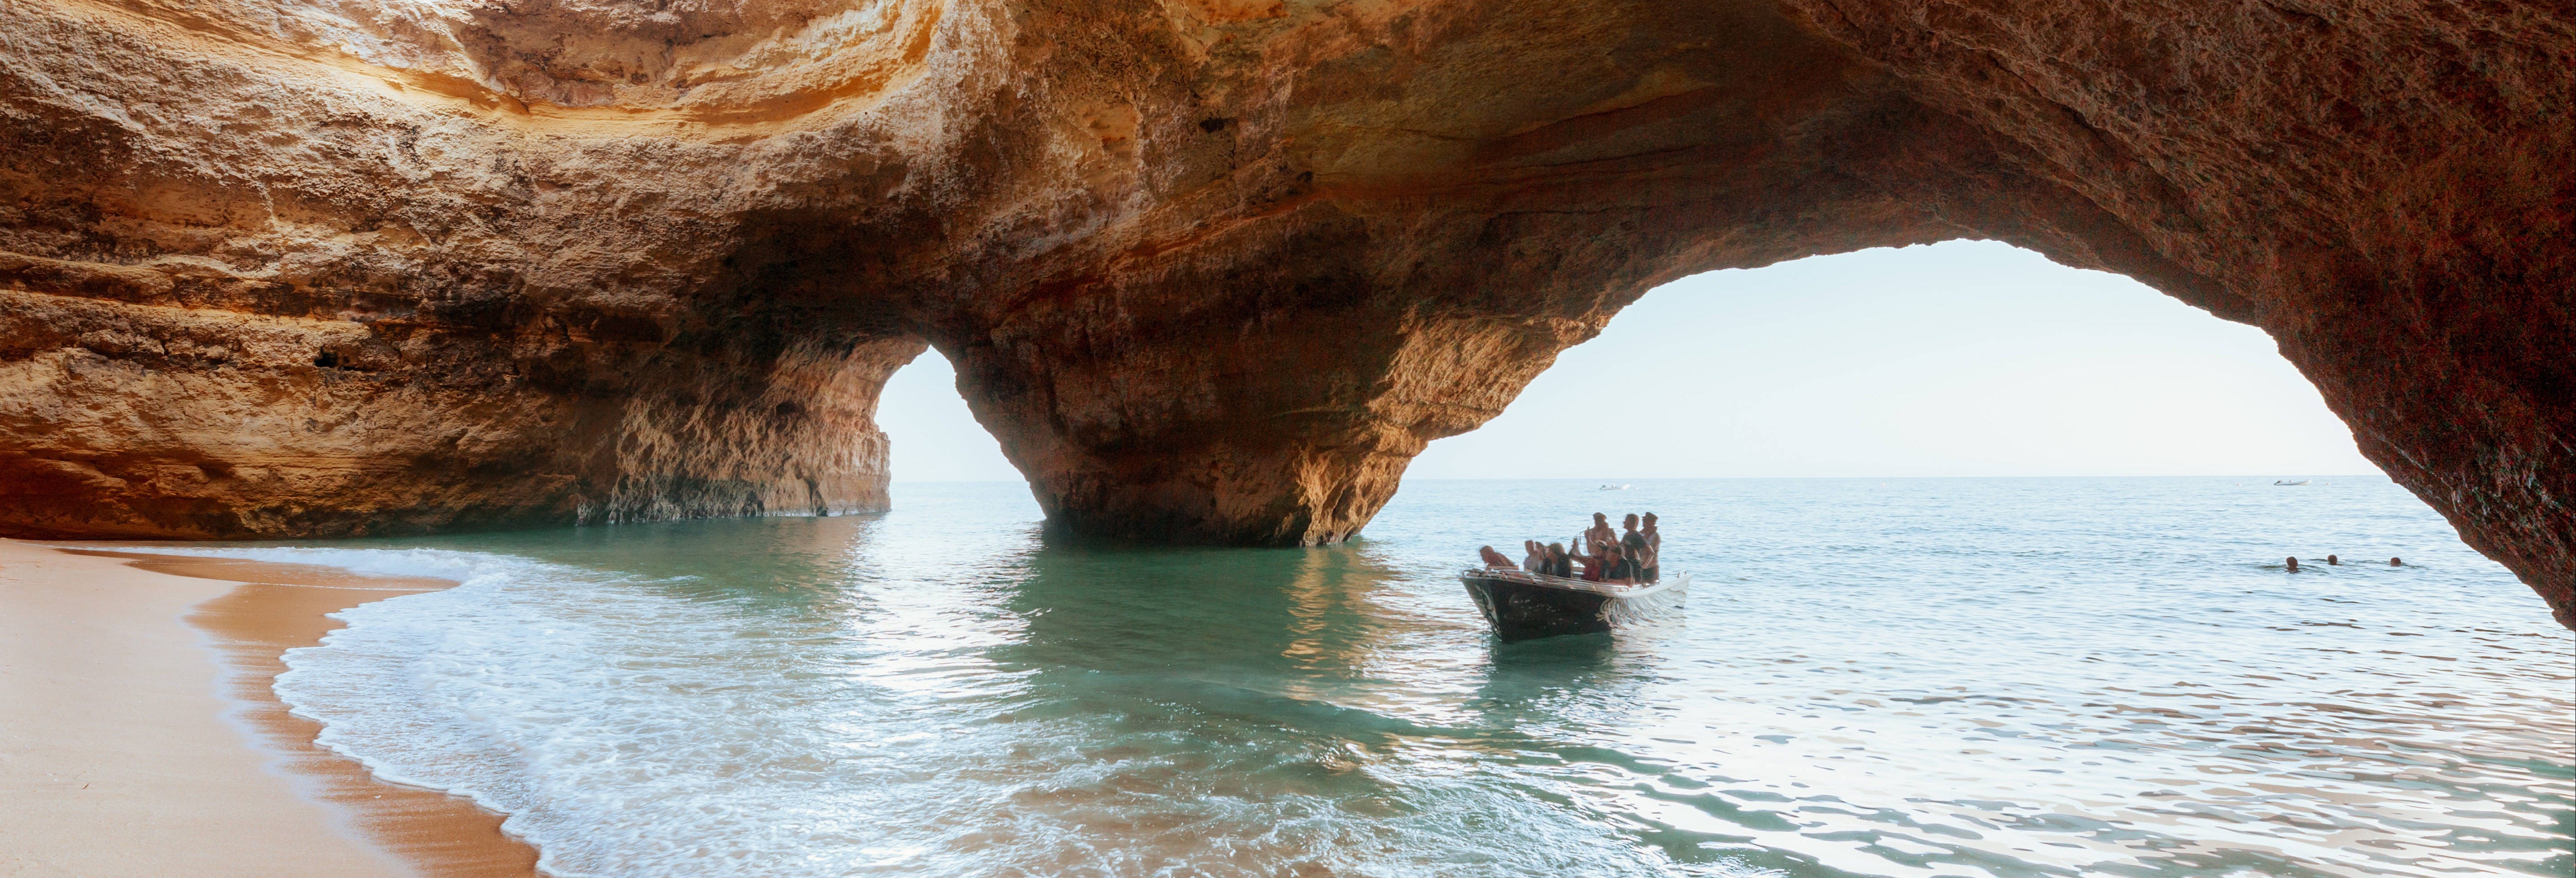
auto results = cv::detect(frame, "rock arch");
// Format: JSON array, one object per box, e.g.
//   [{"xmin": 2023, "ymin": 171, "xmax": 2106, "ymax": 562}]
[{"xmin": 0, "ymin": 0, "xmax": 2566, "ymax": 624}]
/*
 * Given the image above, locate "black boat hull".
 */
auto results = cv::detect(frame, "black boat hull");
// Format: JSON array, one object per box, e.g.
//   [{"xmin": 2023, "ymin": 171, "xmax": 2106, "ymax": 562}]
[
  {"xmin": 1460, "ymin": 569, "xmax": 1690, "ymax": 642},
  {"xmin": 1463, "ymin": 575, "xmax": 1616, "ymax": 641}
]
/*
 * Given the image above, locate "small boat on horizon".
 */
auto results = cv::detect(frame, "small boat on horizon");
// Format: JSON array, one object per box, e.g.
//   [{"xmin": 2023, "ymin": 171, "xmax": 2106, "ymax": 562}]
[
  {"xmin": 1598, "ymin": 483, "xmax": 1630, "ymax": 490},
  {"xmin": 2275, "ymin": 479, "xmax": 2309, "ymax": 486},
  {"xmin": 1460, "ymin": 568, "xmax": 1688, "ymax": 642}
]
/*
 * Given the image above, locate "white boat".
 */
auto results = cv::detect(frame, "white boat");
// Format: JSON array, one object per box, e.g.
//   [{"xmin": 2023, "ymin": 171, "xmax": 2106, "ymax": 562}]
[
  {"xmin": 1598, "ymin": 483, "xmax": 1630, "ymax": 490},
  {"xmin": 2274, "ymin": 479, "xmax": 2309, "ymax": 486}
]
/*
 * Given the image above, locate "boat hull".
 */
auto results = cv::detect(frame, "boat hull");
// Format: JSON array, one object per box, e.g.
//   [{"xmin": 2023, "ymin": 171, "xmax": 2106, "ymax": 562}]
[
  {"xmin": 1460, "ymin": 570, "xmax": 1688, "ymax": 642},
  {"xmin": 1464, "ymin": 575, "xmax": 1615, "ymax": 641}
]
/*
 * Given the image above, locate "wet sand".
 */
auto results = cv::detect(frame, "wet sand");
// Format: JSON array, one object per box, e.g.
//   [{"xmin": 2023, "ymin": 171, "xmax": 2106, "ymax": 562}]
[{"xmin": 0, "ymin": 539, "xmax": 539, "ymax": 878}]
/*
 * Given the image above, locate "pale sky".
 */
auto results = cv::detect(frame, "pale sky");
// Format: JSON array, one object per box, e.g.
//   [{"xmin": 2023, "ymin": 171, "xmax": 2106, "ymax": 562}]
[{"xmin": 876, "ymin": 240, "xmax": 2380, "ymax": 483}]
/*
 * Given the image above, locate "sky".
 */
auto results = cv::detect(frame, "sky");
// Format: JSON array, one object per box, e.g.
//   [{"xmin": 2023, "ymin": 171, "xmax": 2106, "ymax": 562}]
[{"xmin": 875, "ymin": 240, "xmax": 2380, "ymax": 483}]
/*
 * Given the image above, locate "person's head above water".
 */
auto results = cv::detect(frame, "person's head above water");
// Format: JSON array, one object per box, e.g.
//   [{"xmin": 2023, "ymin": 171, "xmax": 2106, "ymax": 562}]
[
  {"xmin": 2389, "ymin": 557, "xmax": 2402, "ymax": 566},
  {"xmin": 2286, "ymin": 556, "xmax": 2300, "ymax": 571}
]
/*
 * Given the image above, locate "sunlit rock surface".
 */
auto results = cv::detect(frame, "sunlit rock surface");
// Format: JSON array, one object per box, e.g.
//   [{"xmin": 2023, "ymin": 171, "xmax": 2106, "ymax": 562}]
[{"xmin": 0, "ymin": 0, "xmax": 2566, "ymax": 623}]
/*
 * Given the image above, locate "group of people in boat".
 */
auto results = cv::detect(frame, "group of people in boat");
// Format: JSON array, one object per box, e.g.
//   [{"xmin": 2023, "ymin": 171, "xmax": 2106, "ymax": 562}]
[{"xmin": 1477, "ymin": 512, "xmax": 1661, "ymax": 585}]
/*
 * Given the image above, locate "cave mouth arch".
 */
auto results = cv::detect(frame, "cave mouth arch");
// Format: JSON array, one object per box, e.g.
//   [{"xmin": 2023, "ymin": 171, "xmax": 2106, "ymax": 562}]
[
  {"xmin": 1407, "ymin": 241, "xmax": 2376, "ymax": 482},
  {"xmin": 875, "ymin": 348, "xmax": 1027, "ymax": 487},
  {"xmin": 882, "ymin": 241, "xmax": 2377, "ymax": 490}
]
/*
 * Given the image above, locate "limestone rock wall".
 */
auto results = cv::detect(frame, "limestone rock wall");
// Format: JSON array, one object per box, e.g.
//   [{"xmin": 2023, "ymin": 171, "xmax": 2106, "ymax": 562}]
[{"xmin": 0, "ymin": 0, "xmax": 2566, "ymax": 623}]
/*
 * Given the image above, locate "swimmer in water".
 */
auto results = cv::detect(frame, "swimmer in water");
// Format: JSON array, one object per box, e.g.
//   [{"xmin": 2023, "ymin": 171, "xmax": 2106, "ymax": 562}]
[
  {"xmin": 2326, "ymin": 554, "xmax": 2339, "ymax": 566},
  {"xmin": 2286, "ymin": 556, "xmax": 2299, "ymax": 572},
  {"xmin": 2389, "ymin": 557, "xmax": 2402, "ymax": 566}
]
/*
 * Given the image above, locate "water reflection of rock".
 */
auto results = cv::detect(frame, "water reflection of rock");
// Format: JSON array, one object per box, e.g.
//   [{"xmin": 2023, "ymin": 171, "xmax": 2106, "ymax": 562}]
[
  {"xmin": 419, "ymin": 513, "xmax": 895, "ymax": 600},
  {"xmin": 995, "ymin": 538, "xmax": 1673, "ymax": 742},
  {"xmin": 993, "ymin": 543, "xmax": 1414, "ymax": 733}
]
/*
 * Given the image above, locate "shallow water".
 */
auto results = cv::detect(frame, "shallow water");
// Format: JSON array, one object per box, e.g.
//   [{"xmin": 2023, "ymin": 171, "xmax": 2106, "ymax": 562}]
[{"xmin": 154, "ymin": 477, "xmax": 2570, "ymax": 877}]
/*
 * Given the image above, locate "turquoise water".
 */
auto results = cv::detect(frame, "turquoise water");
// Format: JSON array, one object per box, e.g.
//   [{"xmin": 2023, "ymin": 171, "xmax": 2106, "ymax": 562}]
[{"xmin": 152, "ymin": 477, "xmax": 2570, "ymax": 877}]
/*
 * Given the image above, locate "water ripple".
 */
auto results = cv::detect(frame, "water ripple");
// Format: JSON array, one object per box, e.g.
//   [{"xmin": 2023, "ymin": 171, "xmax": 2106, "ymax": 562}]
[{"xmin": 155, "ymin": 477, "xmax": 2570, "ymax": 877}]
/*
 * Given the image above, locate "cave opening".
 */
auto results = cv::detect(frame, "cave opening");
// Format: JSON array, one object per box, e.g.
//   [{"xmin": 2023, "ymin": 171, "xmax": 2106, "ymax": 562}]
[
  {"xmin": 874, "ymin": 346, "xmax": 1025, "ymax": 487},
  {"xmin": 865, "ymin": 237, "xmax": 2397, "ymax": 529},
  {"xmin": 1412, "ymin": 240, "xmax": 2378, "ymax": 483}
]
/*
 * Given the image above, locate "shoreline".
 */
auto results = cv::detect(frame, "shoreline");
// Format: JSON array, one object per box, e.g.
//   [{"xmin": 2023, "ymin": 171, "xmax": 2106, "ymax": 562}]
[{"xmin": 0, "ymin": 539, "xmax": 539, "ymax": 878}]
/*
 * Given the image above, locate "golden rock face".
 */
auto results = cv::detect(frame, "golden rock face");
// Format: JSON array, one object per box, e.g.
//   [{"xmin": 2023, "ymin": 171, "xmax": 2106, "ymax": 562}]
[{"xmin": 1, "ymin": 0, "xmax": 2568, "ymax": 623}]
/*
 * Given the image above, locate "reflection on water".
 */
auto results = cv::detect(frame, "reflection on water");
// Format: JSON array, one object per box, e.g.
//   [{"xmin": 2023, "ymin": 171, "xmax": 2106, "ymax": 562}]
[{"xmin": 147, "ymin": 478, "xmax": 2574, "ymax": 877}]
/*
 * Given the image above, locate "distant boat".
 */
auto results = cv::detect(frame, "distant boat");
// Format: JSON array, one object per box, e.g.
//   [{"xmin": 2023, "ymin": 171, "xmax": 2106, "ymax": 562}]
[
  {"xmin": 1598, "ymin": 483, "xmax": 1630, "ymax": 490},
  {"xmin": 1460, "ymin": 568, "xmax": 1689, "ymax": 642},
  {"xmin": 2275, "ymin": 479, "xmax": 2309, "ymax": 486}
]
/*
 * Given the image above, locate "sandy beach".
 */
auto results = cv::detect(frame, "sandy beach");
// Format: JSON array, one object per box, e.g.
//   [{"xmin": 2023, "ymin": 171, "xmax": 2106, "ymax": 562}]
[{"xmin": 0, "ymin": 539, "xmax": 538, "ymax": 878}]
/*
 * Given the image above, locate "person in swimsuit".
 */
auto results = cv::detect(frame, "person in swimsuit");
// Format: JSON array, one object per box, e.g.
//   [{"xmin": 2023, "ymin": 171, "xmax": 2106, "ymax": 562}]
[
  {"xmin": 1479, "ymin": 545, "xmax": 1518, "ymax": 570},
  {"xmin": 1638, "ymin": 513, "xmax": 1661, "ymax": 583},
  {"xmin": 1547, "ymin": 543, "xmax": 1572, "ymax": 577},
  {"xmin": 1584, "ymin": 513, "xmax": 1616, "ymax": 557},
  {"xmin": 1522, "ymin": 539, "xmax": 1547, "ymax": 573}
]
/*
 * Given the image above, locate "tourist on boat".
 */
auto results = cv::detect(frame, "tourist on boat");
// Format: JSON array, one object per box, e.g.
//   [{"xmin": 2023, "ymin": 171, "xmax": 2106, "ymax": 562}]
[
  {"xmin": 1479, "ymin": 545, "xmax": 1518, "ymax": 570},
  {"xmin": 1585, "ymin": 513, "xmax": 1616, "ymax": 555},
  {"xmin": 1638, "ymin": 513, "xmax": 1661, "ymax": 583},
  {"xmin": 1572, "ymin": 536, "xmax": 1604, "ymax": 581},
  {"xmin": 1617, "ymin": 517, "xmax": 1659, "ymax": 584},
  {"xmin": 1522, "ymin": 539, "xmax": 1547, "ymax": 573},
  {"xmin": 1545, "ymin": 542, "xmax": 1573, "ymax": 578},
  {"xmin": 1602, "ymin": 542, "xmax": 1635, "ymax": 585}
]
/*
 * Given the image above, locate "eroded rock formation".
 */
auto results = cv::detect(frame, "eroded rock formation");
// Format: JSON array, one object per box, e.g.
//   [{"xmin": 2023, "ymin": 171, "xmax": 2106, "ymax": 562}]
[{"xmin": 1, "ymin": 0, "xmax": 2567, "ymax": 623}]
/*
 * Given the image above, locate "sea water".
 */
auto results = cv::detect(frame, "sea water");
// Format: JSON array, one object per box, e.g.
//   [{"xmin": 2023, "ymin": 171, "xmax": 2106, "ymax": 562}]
[{"xmin": 151, "ymin": 478, "xmax": 2570, "ymax": 877}]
